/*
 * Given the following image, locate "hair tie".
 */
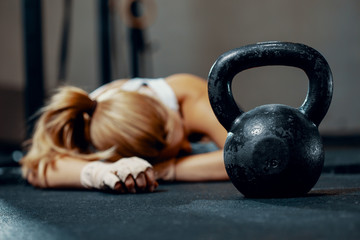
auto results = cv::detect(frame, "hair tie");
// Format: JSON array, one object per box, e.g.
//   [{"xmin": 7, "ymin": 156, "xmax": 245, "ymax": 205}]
[{"xmin": 87, "ymin": 99, "xmax": 98, "ymax": 117}]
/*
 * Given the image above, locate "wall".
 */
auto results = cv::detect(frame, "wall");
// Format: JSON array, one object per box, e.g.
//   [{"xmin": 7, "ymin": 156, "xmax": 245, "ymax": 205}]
[
  {"xmin": 149, "ymin": 0, "xmax": 360, "ymax": 134},
  {"xmin": 0, "ymin": 0, "xmax": 24, "ymax": 143},
  {"xmin": 0, "ymin": 0, "xmax": 359, "ymax": 144}
]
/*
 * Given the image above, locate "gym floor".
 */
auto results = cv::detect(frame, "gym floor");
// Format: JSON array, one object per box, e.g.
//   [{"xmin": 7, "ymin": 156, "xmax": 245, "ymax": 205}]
[{"xmin": 1, "ymin": 146, "xmax": 360, "ymax": 240}]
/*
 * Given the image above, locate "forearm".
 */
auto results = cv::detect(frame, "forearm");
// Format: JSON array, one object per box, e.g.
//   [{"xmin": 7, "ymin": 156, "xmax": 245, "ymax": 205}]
[
  {"xmin": 45, "ymin": 157, "xmax": 88, "ymax": 188},
  {"xmin": 23, "ymin": 157, "xmax": 88, "ymax": 189},
  {"xmin": 174, "ymin": 150, "xmax": 229, "ymax": 182}
]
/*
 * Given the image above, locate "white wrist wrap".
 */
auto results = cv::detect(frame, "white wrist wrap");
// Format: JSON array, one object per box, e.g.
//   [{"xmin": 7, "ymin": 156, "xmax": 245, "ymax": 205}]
[{"xmin": 80, "ymin": 157, "xmax": 152, "ymax": 190}]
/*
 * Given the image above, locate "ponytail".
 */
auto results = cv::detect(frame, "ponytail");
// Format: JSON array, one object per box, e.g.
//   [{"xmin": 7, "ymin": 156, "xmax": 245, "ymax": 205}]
[{"xmin": 21, "ymin": 86, "xmax": 113, "ymax": 175}]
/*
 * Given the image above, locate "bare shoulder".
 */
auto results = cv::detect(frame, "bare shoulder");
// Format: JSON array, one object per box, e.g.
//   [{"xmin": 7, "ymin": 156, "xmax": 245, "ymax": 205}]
[
  {"xmin": 167, "ymin": 74, "xmax": 227, "ymax": 146},
  {"xmin": 166, "ymin": 74, "xmax": 208, "ymax": 101}
]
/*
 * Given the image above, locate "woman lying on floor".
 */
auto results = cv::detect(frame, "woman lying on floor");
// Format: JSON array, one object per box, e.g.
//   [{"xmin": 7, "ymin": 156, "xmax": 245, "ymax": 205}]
[{"xmin": 21, "ymin": 74, "xmax": 229, "ymax": 193}]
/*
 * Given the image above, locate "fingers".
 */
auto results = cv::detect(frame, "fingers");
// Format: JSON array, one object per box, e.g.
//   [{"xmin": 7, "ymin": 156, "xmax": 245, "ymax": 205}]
[
  {"xmin": 144, "ymin": 168, "xmax": 158, "ymax": 192},
  {"xmin": 26, "ymin": 170, "xmax": 46, "ymax": 188},
  {"xmin": 113, "ymin": 168, "xmax": 158, "ymax": 194},
  {"xmin": 135, "ymin": 172, "xmax": 147, "ymax": 192},
  {"xmin": 124, "ymin": 175, "xmax": 136, "ymax": 193},
  {"xmin": 103, "ymin": 172, "xmax": 121, "ymax": 189},
  {"xmin": 26, "ymin": 171, "xmax": 37, "ymax": 186},
  {"xmin": 114, "ymin": 182, "xmax": 125, "ymax": 193},
  {"xmin": 113, "ymin": 157, "xmax": 152, "ymax": 182}
]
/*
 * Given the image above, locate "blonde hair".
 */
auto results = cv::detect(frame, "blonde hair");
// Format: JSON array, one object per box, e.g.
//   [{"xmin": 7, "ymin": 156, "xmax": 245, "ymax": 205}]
[{"xmin": 21, "ymin": 86, "xmax": 177, "ymax": 176}]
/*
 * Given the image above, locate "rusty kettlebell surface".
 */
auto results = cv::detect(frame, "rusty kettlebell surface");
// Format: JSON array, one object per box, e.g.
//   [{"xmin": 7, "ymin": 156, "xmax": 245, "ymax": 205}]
[{"xmin": 208, "ymin": 41, "xmax": 333, "ymax": 198}]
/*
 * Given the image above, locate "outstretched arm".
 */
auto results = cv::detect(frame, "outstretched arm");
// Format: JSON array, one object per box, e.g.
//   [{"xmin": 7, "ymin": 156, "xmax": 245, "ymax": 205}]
[
  {"xmin": 24, "ymin": 156, "xmax": 158, "ymax": 193},
  {"xmin": 175, "ymin": 150, "xmax": 228, "ymax": 181}
]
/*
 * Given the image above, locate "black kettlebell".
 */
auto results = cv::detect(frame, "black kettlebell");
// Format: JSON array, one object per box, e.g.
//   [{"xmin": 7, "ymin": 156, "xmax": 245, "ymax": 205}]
[{"xmin": 208, "ymin": 42, "xmax": 333, "ymax": 198}]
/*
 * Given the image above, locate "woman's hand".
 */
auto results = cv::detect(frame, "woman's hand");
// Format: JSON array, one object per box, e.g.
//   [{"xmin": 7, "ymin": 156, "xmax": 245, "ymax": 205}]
[
  {"xmin": 114, "ymin": 168, "xmax": 158, "ymax": 193},
  {"xmin": 153, "ymin": 158, "xmax": 176, "ymax": 182},
  {"xmin": 23, "ymin": 167, "xmax": 47, "ymax": 188},
  {"xmin": 80, "ymin": 157, "xmax": 158, "ymax": 193}
]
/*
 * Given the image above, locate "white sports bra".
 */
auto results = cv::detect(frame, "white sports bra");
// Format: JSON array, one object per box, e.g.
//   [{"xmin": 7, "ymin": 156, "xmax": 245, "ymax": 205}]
[{"xmin": 120, "ymin": 78, "xmax": 179, "ymax": 111}]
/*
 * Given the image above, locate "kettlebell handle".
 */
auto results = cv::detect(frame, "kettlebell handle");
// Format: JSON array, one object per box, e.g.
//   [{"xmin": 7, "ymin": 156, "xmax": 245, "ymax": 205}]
[{"xmin": 208, "ymin": 41, "xmax": 333, "ymax": 131}]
